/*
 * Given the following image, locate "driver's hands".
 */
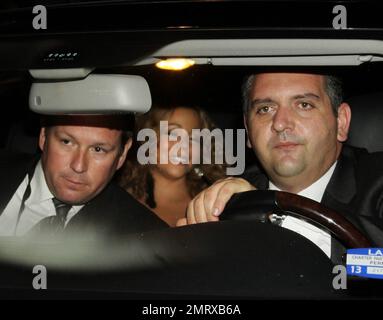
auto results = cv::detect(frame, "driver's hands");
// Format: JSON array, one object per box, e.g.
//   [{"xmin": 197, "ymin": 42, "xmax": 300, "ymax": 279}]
[{"xmin": 176, "ymin": 177, "xmax": 256, "ymax": 226}]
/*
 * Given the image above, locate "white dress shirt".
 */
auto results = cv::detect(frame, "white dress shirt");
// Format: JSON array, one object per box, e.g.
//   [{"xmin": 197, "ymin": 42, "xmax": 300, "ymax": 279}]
[
  {"xmin": 269, "ymin": 162, "xmax": 337, "ymax": 258},
  {"xmin": 0, "ymin": 161, "xmax": 83, "ymax": 236}
]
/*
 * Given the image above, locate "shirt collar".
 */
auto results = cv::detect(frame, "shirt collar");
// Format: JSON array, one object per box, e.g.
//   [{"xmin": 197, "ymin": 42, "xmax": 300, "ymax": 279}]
[
  {"xmin": 29, "ymin": 160, "xmax": 55, "ymax": 205},
  {"xmin": 269, "ymin": 161, "xmax": 337, "ymax": 203}
]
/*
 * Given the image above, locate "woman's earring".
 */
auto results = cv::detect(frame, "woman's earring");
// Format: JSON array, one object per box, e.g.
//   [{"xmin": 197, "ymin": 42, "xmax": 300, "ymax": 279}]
[{"xmin": 194, "ymin": 167, "xmax": 204, "ymax": 177}]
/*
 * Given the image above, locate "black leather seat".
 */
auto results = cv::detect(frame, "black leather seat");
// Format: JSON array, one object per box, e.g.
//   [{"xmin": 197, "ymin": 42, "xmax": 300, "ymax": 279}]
[
  {"xmin": 5, "ymin": 121, "xmax": 39, "ymax": 154},
  {"xmin": 347, "ymin": 91, "xmax": 383, "ymax": 153}
]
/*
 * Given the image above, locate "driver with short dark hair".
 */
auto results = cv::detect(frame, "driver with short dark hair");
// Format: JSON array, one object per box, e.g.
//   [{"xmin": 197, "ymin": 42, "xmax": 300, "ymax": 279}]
[{"xmin": 177, "ymin": 72, "xmax": 383, "ymax": 261}]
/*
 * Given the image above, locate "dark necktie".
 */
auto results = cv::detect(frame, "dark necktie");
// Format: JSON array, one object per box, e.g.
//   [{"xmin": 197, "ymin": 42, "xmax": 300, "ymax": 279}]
[
  {"xmin": 28, "ymin": 198, "xmax": 72, "ymax": 236},
  {"xmin": 51, "ymin": 198, "xmax": 72, "ymax": 229}
]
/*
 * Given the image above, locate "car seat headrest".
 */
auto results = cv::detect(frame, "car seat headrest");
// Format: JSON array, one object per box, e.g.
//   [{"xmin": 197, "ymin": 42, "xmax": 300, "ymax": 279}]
[{"xmin": 347, "ymin": 92, "xmax": 383, "ymax": 153}]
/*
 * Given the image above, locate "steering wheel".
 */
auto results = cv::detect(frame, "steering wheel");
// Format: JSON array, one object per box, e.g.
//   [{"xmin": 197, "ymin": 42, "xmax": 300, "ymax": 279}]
[{"xmin": 220, "ymin": 190, "xmax": 371, "ymax": 249}]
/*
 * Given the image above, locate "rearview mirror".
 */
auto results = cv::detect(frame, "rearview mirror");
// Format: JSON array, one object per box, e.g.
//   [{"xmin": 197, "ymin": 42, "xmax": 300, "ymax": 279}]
[{"xmin": 29, "ymin": 74, "xmax": 152, "ymax": 115}]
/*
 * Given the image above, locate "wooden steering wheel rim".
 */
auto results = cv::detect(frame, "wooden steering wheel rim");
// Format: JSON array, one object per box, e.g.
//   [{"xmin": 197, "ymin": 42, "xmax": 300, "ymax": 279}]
[{"xmin": 221, "ymin": 190, "xmax": 371, "ymax": 249}]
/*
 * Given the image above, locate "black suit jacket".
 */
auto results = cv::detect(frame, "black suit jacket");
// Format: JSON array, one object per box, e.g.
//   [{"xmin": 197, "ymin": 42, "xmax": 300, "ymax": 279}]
[
  {"xmin": 242, "ymin": 145, "xmax": 383, "ymax": 253},
  {"xmin": 0, "ymin": 152, "xmax": 168, "ymax": 238}
]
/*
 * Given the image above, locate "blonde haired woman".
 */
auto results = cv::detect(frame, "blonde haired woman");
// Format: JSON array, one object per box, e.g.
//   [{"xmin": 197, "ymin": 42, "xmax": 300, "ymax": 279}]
[{"xmin": 119, "ymin": 105, "xmax": 226, "ymax": 227}]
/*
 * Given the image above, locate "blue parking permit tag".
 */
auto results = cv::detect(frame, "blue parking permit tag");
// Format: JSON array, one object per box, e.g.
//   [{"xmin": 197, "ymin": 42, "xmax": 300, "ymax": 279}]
[{"xmin": 346, "ymin": 248, "xmax": 383, "ymax": 279}]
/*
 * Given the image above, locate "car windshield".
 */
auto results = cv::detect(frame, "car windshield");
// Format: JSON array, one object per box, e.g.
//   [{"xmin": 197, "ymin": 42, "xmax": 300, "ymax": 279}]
[{"xmin": 0, "ymin": 0, "xmax": 383, "ymax": 304}]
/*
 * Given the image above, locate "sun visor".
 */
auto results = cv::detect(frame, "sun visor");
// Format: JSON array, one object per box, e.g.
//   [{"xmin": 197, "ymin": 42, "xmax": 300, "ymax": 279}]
[{"xmin": 29, "ymin": 74, "xmax": 152, "ymax": 115}]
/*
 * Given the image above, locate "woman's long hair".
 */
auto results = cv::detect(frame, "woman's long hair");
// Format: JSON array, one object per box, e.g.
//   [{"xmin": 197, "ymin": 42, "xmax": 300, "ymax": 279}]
[{"xmin": 118, "ymin": 105, "xmax": 227, "ymax": 208}]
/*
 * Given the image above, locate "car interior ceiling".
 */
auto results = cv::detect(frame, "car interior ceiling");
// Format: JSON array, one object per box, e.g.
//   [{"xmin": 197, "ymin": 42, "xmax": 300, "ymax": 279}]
[{"xmin": 1, "ymin": 63, "xmax": 383, "ymax": 164}]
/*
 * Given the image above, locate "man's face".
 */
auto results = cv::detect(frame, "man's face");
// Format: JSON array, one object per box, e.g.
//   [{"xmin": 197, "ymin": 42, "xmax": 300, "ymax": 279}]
[
  {"xmin": 39, "ymin": 124, "xmax": 131, "ymax": 205},
  {"xmin": 245, "ymin": 73, "xmax": 351, "ymax": 192}
]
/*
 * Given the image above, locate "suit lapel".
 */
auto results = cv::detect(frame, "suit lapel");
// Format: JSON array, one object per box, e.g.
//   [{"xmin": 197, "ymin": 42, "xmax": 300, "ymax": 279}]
[
  {"xmin": 322, "ymin": 145, "xmax": 357, "ymax": 209},
  {"xmin": 321, "ymin": 146, "xmax": 360, "ymax": 261},
  {"xmin": 65, "ymin": 183, "xmax": 114, "ymax": 233}
]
